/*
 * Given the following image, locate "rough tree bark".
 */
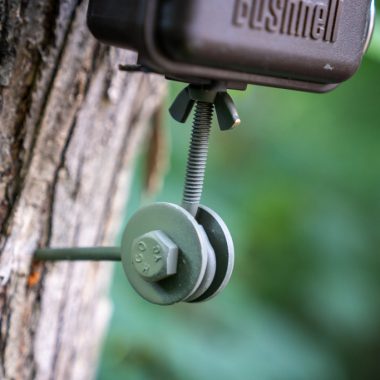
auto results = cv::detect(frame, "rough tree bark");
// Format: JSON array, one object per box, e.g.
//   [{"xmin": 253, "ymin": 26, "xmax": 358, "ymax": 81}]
[{"xmin": 0, "ymin": 1, "xmax": 166, "ymax": 379}]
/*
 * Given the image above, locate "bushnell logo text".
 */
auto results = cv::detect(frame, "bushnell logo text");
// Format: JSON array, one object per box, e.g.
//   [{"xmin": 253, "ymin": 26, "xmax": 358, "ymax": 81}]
[{"xmin": 232, "ymin": 0, "xmax": 343, "ymax": 42}]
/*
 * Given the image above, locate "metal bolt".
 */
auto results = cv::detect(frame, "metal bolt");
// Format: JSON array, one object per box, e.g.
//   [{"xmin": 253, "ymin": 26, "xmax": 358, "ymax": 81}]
[
  {"xmin": 131, "ymin": 230, "xmax": 178, "ymax": 282},
  {"xmin": 169, "ymin": 85, "xmax": 240, "ymax": 217},
  {"xmin": 182, "ymin": 101, "xmax": 214, "ymax": 217}
]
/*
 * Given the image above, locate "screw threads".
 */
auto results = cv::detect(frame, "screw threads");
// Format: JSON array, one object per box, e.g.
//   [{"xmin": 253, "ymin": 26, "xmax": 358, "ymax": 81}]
[{"xmin": 182, "ymin": 101, "xmax": 214, "ymax": 216}]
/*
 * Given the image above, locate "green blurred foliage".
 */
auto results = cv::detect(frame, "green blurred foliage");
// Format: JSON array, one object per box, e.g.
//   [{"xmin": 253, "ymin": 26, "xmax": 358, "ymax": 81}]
[{"xmin": 98, "ymin": 17, "xmax": 380, "ymax": 380}]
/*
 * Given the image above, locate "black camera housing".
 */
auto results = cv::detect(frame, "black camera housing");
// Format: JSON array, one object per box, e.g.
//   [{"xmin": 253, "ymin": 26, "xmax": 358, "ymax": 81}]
[{"xmin": 87, "ymin": 0, "xmax": 374, "ymax": 92}]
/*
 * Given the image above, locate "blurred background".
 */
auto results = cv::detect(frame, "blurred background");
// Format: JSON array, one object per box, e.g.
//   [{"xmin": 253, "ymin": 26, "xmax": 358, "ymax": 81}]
[{"xmin": 98, "ymin": 13, "xmax": 380, "ymax": 380}]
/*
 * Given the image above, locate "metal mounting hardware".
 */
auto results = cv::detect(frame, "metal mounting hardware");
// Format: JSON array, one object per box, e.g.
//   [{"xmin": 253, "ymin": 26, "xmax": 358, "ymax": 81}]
[
  {"xmin": 169, "ymin": 85, "xmax": 240, "ymax": 131},
  {"xmin": 172, "ymin": 84, "xmax": 240, "ymax": 217},
  {"xmin": 169, "ymin": 85, "xmax": 240, "ymax": 217},
  {"xmin": 118, "ymin": 64, "xmax": 152, "ymax": 73},
  {"xmin": 35, "ymin": 86, "xmax": 237, "ymax": 305},
  {"xmin": 35, "ymin": 247, "xmax": 121, "ymax": 261},
  {"xmin": 181, "ymin": 100, "xmax": 213, "ymax": 217}
]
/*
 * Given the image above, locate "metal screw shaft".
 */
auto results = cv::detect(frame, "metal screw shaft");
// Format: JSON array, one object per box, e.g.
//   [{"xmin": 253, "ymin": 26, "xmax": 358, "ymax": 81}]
[
  {"xmin": 34, "ymin": 247, "xmax": 121, "ymax": 261},
  {"xmin": 182, "ymin": 101, "xmax": 214, "ymax": 217}
]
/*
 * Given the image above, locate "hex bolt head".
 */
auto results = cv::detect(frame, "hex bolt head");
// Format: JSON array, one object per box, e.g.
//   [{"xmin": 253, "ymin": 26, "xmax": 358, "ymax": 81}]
[{"xmin": 131, "ymin": 230, "xmax": 178, "ymax": 282}]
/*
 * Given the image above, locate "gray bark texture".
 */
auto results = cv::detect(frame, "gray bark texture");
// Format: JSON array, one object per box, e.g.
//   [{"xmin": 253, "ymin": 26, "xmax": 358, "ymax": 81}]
[{"xmin": 0, "ymin": 1, "xmax": 166, "ymax": 379}]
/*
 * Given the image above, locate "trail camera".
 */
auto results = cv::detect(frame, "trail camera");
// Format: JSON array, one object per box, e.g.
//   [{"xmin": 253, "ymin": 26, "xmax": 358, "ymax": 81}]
[{"xmin": 87, "ymin": 0, "xmax": 375, "ymax": 92}]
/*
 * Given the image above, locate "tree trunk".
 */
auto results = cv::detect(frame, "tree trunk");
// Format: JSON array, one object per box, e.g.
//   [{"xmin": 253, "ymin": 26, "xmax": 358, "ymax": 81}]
[{"xmin": 0, "ymin": 1, "xmax": 166, "ymax": 379}]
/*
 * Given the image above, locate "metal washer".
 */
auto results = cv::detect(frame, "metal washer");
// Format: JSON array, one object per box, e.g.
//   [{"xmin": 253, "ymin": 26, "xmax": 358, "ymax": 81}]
[
  {"xmin": 189, "ymin": 205, "xmax": 235, "ymax": 303},
  {"xmin": 121, "ymin": 202, "xmax": 208, "ymax": 305},
  {"xmin": 184, "ymin": 225, "xmax": 217, "ymax": 302}
]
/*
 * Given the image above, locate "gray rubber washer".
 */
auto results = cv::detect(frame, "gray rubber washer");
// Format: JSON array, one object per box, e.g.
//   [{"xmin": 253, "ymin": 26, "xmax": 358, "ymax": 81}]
[
  {"xmin": 121, "ymin": 203, "xmax": 208, "ymax": 305},
  {"xmin": 190, "ymin": 205, "xmax": 235, "ymax": 303}
]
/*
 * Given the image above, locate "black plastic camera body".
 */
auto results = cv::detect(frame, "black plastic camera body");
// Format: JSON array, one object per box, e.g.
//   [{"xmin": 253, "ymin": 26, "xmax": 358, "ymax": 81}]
[{"xmin": 87, "ymin": 0, "xmax": 374, "ymax": 92}]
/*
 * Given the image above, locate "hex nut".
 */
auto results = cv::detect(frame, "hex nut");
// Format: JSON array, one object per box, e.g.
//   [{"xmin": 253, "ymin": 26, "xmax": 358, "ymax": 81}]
[{"xmin": 131, "ymin": 230, "xmax": 178, "ymax": 282}]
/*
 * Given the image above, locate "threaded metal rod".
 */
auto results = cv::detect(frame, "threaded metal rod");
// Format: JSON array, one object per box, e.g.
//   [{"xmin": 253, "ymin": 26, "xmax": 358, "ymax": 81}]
[
  {"xmin": 34, "ymin": 247, "xmax": 121, "ymax": 261},
  {"xmin": 182, "ymin": 101, "xmax": 214, "ymax": 217}
]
